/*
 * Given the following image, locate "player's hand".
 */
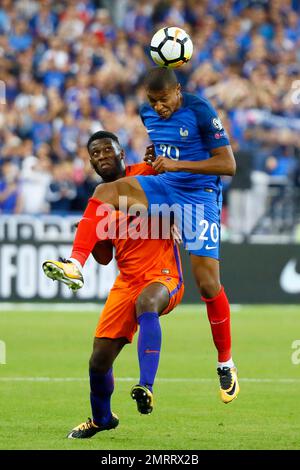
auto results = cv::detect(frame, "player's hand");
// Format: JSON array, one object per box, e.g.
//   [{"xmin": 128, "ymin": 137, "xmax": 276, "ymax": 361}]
[
  {"xmin": 171, "ymin": 224, "xmax": 182, "ymax": 245},
  {"xmin": 144, "ymin": 144, "xmax": 156, "ymax": 165},
  {"xmin": 152, "ymin": 157, "xmax": 179, "ymax": 173}
]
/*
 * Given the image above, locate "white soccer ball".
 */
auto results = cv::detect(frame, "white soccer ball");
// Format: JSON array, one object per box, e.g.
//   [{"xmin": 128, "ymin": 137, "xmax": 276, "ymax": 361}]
[{"xmin": 150, "ymin": 26, "xmax": 193, "ymax": 68}]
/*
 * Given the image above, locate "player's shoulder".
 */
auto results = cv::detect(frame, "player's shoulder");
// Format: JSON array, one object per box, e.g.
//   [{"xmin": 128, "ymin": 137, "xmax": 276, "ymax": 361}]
[
  {"xmin": 139, "ymin": 102, "xmax": 152, "ymax": 117},
  {"xmin": 182, "ymin": 92, "xmax": 216, "ymax": 116},
  {"xmin": 139, "ymin": 102, "xmax": 154, "ymax": 125}
]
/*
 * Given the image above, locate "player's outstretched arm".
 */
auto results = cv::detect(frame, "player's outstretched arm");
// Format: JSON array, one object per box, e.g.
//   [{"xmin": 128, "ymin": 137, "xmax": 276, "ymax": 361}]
[
  {"xmin": 152, "ymin": 145, "xmax": 236, "ymax": 176},
  {"xmin": 73, "ymin": 221, "xmax": 113, "ymax": 265},
  {"xmin": 92, "ymin": 240, "xmax": 113, "ymax": 265}
]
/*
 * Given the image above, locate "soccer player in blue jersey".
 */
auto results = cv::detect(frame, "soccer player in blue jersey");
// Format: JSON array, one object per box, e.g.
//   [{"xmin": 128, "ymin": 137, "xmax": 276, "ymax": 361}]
[{"xmin": 44, "ymin": 67, "xmax": 239, "ymax": 406}]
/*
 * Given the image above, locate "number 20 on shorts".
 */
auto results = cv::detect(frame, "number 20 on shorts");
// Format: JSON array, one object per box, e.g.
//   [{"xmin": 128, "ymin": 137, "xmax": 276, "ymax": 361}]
[{"xmin": 199, "ymin": 219, "xmax": 219, "ymax": 242}]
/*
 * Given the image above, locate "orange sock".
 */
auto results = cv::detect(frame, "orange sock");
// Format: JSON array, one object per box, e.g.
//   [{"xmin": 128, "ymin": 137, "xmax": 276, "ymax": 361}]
[
  {"xmin": 202, "ymin": 286, "xmax": 231, "ymax": 362},
  {"xmin": 71, "ymin": 198, "xmax": 113, "ymax": 267}
]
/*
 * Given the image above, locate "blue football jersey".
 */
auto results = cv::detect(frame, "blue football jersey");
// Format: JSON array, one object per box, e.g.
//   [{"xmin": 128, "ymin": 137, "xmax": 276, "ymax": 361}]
[{"xmin": 140, "ymin": 92, "xmax": 230, "ymax": 191}]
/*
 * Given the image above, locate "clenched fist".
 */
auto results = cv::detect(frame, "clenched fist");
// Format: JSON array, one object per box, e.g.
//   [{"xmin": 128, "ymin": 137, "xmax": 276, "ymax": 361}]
[
  {"xmin": 152, "ymin": 156, "xmax": 179, "ymax": 173},
  {"xmin": 144, "ymin": 144, "xmax": 156, "ymax": 165}
]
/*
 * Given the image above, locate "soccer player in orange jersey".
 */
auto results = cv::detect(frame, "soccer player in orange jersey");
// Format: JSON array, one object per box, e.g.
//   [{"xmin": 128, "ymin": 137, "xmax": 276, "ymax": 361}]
[{"xmin": 44, "ymin": 131, "xmax": 184, "ymax": 439}]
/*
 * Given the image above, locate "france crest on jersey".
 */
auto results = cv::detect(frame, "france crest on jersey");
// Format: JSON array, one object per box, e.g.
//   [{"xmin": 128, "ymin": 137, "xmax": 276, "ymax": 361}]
[{"xmin": 136, "ymin": 93, "xmax": 230, "ymax": 259}]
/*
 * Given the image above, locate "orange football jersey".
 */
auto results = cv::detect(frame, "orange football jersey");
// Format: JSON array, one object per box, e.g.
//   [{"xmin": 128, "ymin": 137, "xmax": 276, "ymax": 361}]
[{"xmin": 108, "ymin": 162, "xmax": 182, "ymax": 284}]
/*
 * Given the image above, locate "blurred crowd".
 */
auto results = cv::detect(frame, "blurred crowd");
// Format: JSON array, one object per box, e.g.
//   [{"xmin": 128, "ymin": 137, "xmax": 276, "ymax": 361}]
[{"xmin": 0, "ymin": 0, "xmax": 300, "ymax": 237}]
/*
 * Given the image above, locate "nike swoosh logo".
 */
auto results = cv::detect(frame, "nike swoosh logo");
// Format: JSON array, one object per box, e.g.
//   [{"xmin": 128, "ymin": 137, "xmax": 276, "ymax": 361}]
[
  {"xmin": 279, "ymin": 259, "xmax": 300, "ymax": 294},
  {"xmin": 226, "ymin": 380, "xmax": 236, "ymax": 396},
  {"xmin": 211, "ymin": 318, "xmax": 227, "ymax": 325},
  {"xmin": 146, "ymin": 129, "xmax": 155, "ymax": 133},
  {"xmin": 205, "ymin": 245, "xmax": 217, "ymax": 250}
]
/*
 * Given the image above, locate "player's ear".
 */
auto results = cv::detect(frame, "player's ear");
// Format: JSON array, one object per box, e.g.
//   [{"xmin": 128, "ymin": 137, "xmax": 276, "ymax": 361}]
[{"xmin": 176, "ymin": 83, "xmax": 181, "ymax": 93}]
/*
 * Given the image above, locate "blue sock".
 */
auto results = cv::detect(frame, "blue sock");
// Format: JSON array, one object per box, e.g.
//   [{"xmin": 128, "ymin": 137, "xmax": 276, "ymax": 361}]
[
  {"xmin": 89, "ymin": 368, "xmax": 114, "ymax": 426},
  {"xmin": 137, "ymin": 312, "xmax": 162, "ymax": 393}
]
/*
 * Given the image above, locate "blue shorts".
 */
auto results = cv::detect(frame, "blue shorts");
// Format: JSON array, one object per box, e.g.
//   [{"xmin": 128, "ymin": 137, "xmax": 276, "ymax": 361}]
[{"xmin": 135, "ymin": 174, "xmax": 222, "ymax": 259}]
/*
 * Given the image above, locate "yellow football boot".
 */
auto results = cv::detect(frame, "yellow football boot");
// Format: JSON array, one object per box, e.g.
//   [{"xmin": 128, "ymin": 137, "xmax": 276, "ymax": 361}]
[
  {"xmin": 217, "ymin": 366, "xmax": 240, "ymax": 404},
  {"xmin": 42, "ymin": 259, "xmax": 84, "ymax": 291},
  {"xmin": 67, "ymin": 414, "xmax": 119, "ymax": 439}
]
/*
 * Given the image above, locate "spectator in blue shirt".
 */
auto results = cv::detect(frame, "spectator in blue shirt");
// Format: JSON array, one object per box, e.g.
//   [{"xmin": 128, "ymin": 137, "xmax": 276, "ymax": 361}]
[
  {"xmin": 9, "ymin": 19, "xmax": 32, "ymax": 52},
  {"xmin": 0, "ymin": 161, "xmax": 22, "ymax": 214}
]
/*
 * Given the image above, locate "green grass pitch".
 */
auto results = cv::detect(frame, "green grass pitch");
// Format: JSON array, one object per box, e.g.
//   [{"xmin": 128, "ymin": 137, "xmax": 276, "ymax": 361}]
[{"xmin": 0, "ymin": 304, "xmax": 299, "ymax": 450}]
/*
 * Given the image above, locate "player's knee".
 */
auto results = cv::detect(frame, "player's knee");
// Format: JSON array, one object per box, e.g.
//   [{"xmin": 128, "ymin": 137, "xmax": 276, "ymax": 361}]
[
  {"xmin": 198, "ymin": 278, "xmax": 221, "ymax": 299},
  {"xmin": 89, "ymin": 350, "xmax": 112, "ymax": 375},
  {"xmin": 135, "ymin": 295, "xmax": 159, "ymax": 316},
  {"xmin": 93, "ymin": 182, "xmax": 119, "ymax": 208}
]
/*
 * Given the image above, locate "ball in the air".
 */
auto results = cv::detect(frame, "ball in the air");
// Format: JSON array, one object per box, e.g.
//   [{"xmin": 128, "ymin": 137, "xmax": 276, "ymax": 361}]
[{"xmin": 150, "ymin": 26, "xmax": 193, "ymax": 68}]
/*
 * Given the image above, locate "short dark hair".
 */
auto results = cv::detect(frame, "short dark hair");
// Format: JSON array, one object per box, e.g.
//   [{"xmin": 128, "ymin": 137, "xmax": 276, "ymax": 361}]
[
  {"xmin": 87, "ymin": 131, "xmax": 120, "ymax": 151},
  {"xmin": 144, "ymin": 66, "xmax": 178, "ymax": 91}
]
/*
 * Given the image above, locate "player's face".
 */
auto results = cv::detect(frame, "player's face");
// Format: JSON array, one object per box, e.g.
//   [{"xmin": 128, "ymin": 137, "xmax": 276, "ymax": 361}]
[
  {"xmin": 89, "ymin": 138, "xmax": 125, "ymax": 182},
  {"xmin": 146, "ymin": 84, "xmax": 181, "ymax": 119}
]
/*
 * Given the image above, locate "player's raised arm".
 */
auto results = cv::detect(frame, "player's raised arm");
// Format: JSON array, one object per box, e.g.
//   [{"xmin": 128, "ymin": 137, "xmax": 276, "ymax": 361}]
[{"xmin": 73, "ymin": 221, "xmax": 113, "ymax": 265}]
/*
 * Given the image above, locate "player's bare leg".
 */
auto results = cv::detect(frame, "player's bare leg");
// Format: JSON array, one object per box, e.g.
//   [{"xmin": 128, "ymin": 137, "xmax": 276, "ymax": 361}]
[
  {"xmin": 131, "ymin": 283, "xmax": 169, "ymax": 414},
  {"xmin": 67, "ymin": 337, "xmax": 127, "ymax": 439},
  {"xmin": 93, "ymin": 176, "xmax": 149, "ymax": 209},
  {"xmin": 43, "ymin": 177, "xmax": 148, "ymax": 289},
  {"xmin": 190, "ymin": 254, "xmax": 240, "ymax": 403}
]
